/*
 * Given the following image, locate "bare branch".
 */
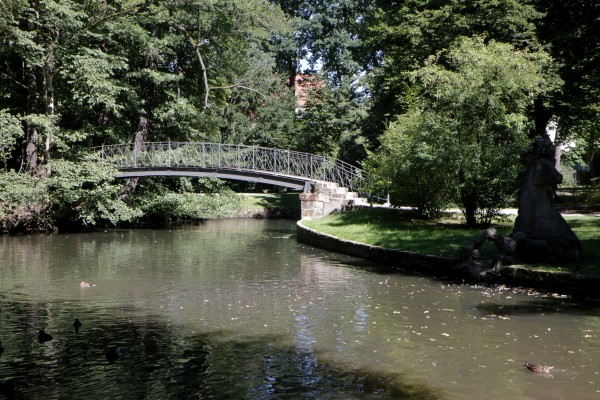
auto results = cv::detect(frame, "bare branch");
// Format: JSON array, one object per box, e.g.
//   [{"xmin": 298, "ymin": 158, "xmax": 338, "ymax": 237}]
[
  {"xmin": 172, "ymin": 24, "xmax": 210, "ymax": 109},
  {"xmin": 1, "ymin": 72, "xmax": 27, "ymax": 89}
]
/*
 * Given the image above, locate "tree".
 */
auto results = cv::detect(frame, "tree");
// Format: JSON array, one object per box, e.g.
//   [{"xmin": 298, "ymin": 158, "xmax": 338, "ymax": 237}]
[
  {"xmin": 288, "ymin": 75, "xmax": 366, "ymax": 160},
  {"xmin": 0, "ymin": 0, "xmax": 88, "ymax": 174},
  {"xmin": 0, "ymin": 0, "xmax": 297, "ymax": 230},
  {"xmin": 361, "ymin": 0, "xmax": 543, "ymax": 148},
  {"xmin": 0, "ymin": 110, "xmax": 23, "ymax": 169},
  {"xmin": 368, "ymin": 37, "xmax": 558, "ymax": 226},
  {"xmin": 274, "ymin": 0, "xmax": 372, "ymax": 84},
  {"xmin": 273, "ymin": 0, "xmax": 375, "ymax": 165},
  {"xmin": 536, "ymin": 0, "xmax": 600, "ymax": 178},
  {"xmin": 364, "ymin": 111, "xmax": 454, "ymax": 218}
]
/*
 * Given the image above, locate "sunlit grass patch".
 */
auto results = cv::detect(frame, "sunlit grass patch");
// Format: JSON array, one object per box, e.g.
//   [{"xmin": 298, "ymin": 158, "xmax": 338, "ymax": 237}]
[
  {"xmin": 304, "ymin": 207, "xmax": 512, "ymax": 257},
  {"xmin": 303, "ymin": 207, "xmax": 600, "ymax": 275}
]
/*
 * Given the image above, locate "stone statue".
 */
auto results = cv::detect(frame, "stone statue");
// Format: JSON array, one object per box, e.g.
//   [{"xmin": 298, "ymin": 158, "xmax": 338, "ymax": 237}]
[
  {"xmin": 458, "ymin": 227, "xmax": 518, "ymax": 278},
  {"xmin": 458, "ymin": 137, "xmax": 581, "ymax": 278},
  {"xmin": 512, "ymin": 137, "xmax": 580, "ymax": 263}
]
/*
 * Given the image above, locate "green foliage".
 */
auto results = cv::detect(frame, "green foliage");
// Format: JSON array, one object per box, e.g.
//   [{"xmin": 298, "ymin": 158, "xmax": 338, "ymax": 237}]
[
  {"xmin": 134, "ymin": 177, "xmax": 242, "ymax": 222},
  {"xmin": 410, "ymin": 37, "xmax": 556, "ymax": 226},
  {"xmin": 293, "ymin": 0, "xmax": 371, "ymax": 83},
  {"xmin": 0, "ymin": 109, "xmax": 22, "ymax": 168},
  {"xmin": 585, "ymin": 178, "xmax": 600, "ymax": 205},
  {"xmin": 361, "ymin": 0, "xmax": 543, "ymax": 143},
  {"xmin": 364, "ymin": 111, "xmax": 453, "ymax": 218},
  {"xmin": 537, "ymin": 0, "xmax": 600, "ymax": 172},
  {"xmin": 0, "ymin": 170, "xmax": 54, "ymax": 233},
  {"xmin": 0, "ymin": 0, "xmax": 296, "ymax": 166},
  {"xmin": 1, "ymin": 158, "xmax": 142, "ymax": 233},
  {"xmin": 367, "ymin": 37, "xmax": 555, "ymax": 226},
  {"xmin": 63, "ymin": 48, "xmax": 128, "ymax": 117},
  {"xmin": 291, "ymin": 78, "xmax": 368, "ymax": 160},
  {"xmin": 0, "ymin": 165, "xmax": 246, "ymax": 232},
  {"xmin": 46, "ymin": 158, "xmax": 142, "ymax": 227},
  {"xmin": 138, "ymin": 192, "xmax": 241, "ymax": 222}
]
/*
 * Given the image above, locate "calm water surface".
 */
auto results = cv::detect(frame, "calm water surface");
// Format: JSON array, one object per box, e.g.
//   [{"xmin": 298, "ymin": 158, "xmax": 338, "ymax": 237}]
[{"xmin": 0, "ymin": 219, "xmax": 599, "ymax": 399}]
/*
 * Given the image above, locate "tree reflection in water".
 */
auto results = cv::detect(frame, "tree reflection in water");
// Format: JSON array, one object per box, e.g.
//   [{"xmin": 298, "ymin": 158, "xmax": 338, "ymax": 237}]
[{"xmin": 0, "ymin": 304, "xmax": 438, "ymax": 399}]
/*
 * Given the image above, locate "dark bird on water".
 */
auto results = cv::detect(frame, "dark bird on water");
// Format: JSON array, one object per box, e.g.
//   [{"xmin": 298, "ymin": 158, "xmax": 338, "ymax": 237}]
[
  {"xmin": 38, "ymin": 329, "xmax": 53, "ymax": 343},
  {"xmin": 104, "ymin": 345, "xmax": 122, "ymax": 364},
  {"xmin": 0, "ymin": 340, "xmax": 4, "ymax": 355},
  {"xmin": 73, "ymin": 318, "xmax": 82, "ymax": 332},
  {"xmin": 524, "ymin": 362, "xmax": 553, "ymax": 374}
]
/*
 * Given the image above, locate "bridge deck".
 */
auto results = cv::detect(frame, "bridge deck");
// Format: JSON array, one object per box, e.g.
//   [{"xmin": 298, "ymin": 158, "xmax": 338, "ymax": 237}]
[{"xmin": 93, "ymin": 142, "xmax": 384, "ymax": 201}]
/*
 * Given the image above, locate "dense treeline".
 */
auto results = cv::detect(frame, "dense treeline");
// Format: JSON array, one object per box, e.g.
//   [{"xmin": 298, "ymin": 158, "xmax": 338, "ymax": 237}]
[
  {"xmin": 0, "ymin": 0, "xmax": 598, "ymax": 231},
  {"xmin": 1, "ymin": 0, "xmax": 296, "ymax": 231}
]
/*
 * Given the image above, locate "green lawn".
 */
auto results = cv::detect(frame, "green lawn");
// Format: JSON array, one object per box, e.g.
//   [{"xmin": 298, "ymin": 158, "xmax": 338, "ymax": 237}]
[
  {"xmin": 239, "ymin": 193, "xmax": 301, "ymax": 209},
  {"xmin": 303, "ymin": 207, "xmax": 600, "ymax": 276}
]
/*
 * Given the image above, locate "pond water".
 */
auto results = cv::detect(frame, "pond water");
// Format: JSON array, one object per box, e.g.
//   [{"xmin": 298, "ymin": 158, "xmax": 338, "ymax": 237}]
[{"xmin": 0, "ymin": 219, "xmax": 599, "ymax": 400}]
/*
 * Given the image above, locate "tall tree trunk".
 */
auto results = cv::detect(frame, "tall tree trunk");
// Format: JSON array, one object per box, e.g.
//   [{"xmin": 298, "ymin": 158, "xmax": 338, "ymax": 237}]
[
  {"xmin": 24, "ymin": 0, "xmax": 41, "ymax": 175},
  {"xmin": 553, "ymin": 121, "xmax": 562, "ymax": 171},
  {"xmin": 42, "ymin": 44, "xmax": 55, "ymax": 175},
  {"xmin": 25, "ymin": 65, "xmax": 38, "ymax": 175},
  {"xmin": 175, "ymin": 25, "xmax": 210, "ymax": 108},
  {"xmin": 288, "ymin": 59, "xmax": 297, "ymax": 89},
  {"xmin": 461, "ymin": 189, "xmax": 478, "ymax": 228},
  {"xmin": 121, "ymin": 116, "xmax": 149, "ymax": 199},
  {"xmin": 120, "ymin": 31, "xmax": 158, "ymax": 202}
]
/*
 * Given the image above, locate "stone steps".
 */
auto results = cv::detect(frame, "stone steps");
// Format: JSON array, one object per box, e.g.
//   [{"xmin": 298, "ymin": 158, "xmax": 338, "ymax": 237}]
[{"xmin": 300, "ymin": 181, "xmax": 368, "ymax": 220}]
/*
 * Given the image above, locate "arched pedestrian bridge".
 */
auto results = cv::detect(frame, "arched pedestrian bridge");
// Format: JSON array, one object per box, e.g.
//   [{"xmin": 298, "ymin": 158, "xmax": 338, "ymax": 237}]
[{"xmin": 93, "ymin": 142, "xmax": 384, "ymax": 219}]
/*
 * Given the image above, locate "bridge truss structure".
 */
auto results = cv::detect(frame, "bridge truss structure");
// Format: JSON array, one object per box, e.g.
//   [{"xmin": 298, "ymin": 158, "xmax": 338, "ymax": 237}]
[{"xmin": 93, "ymin": 142, "xmax": 384, "ymax": 201}]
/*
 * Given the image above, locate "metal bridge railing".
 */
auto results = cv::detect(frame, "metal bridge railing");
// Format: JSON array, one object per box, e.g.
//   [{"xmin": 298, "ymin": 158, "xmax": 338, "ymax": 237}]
[{"xmin": 92, "ymin": 142, "xmax": 384, "ymax": 202}]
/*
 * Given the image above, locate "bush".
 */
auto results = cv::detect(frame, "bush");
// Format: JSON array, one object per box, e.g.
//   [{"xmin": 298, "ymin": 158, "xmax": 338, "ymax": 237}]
[
  {"xmin": 47, "ymin": 158, "xmax": 143, "ymax": 228},
  {"xmin": 0, "ymin": 159, "xmax": 142, "ymax": 232},
  {"xmin": 364, "ymin": 111, "xmax": 454, "ymax": 218},
  {"xmin": 0, "ymin": 171, "xmax": 53, "ymax": 233},
  {"xmin": 138, "ymin": 191, "xmax": 242, "ymax": 222}
]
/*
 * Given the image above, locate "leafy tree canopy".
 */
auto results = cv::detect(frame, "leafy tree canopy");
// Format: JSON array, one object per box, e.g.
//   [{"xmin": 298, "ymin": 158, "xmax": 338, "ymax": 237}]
[{"xmin": 368, "ymin": 37, "xmax": 558, "ymax": 226}]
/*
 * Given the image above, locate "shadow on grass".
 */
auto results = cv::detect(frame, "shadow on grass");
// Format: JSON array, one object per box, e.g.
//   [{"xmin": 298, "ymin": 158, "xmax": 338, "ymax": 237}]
[
  {"xmin": 241, "ymin": 193, "xmax": 301, "ymax": 209},
  {"xmin": 562, "ymin": 216, "xmax": 600, "ymax": 275},
  {"xmin": 313, "ymin": 207, "xmax": 513, "ymax": 257}
]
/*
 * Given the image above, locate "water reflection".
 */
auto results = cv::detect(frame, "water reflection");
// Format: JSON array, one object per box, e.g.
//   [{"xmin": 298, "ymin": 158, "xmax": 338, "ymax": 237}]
[
  {"xmin": 0, "ymin": 302, "xmax": 438, "ymax": 399},
  {"xmin": 1, "ymin": 220, "xmax": 599, "ymax": 399}
]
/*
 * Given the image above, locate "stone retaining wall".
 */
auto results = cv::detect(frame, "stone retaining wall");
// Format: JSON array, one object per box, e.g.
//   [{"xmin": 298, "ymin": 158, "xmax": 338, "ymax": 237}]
[
  {"xmin": 296, "ymin": 221, "xmax": 463, "ymax": 277},
  {"xmin": 296, "ymin": 221, "xmax": 600, "ymax": 298}
]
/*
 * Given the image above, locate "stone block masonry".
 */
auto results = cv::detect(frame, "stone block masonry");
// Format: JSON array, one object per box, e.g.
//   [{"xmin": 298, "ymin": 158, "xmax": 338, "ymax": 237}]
[{"xmin": 299, "ymin": 181, "xmax": 367, "ymax": 220}]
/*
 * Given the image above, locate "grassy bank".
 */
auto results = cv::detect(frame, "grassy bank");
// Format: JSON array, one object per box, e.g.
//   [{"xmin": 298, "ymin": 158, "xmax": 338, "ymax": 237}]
[
  {"xmin": 302, "ymin": 207, "xmax": 600, "ymax": 276},
  {"xmin": 239, "ymin": 193, "xmax": 301, "ymax": 209}
]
